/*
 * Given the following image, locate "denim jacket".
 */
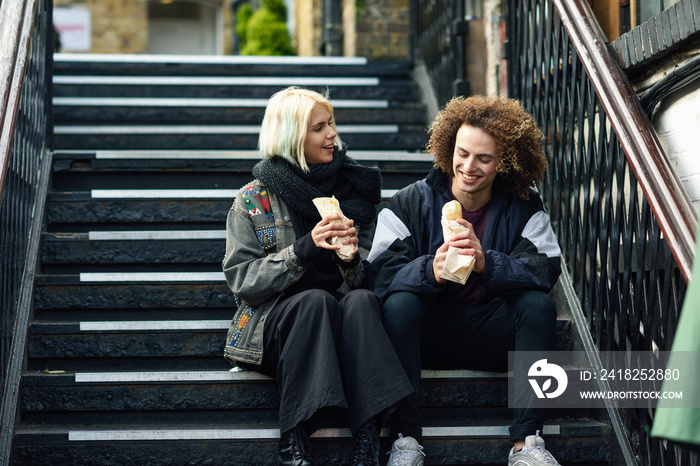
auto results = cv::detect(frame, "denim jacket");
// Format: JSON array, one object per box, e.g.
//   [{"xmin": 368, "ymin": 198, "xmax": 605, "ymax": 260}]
[{"xmin": 222, "ymin": 179, "xmax": 367, "ymax": 365}]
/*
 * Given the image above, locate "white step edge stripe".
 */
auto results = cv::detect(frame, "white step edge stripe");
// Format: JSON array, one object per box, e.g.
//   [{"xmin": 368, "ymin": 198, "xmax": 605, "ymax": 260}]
[
  {"xmin": 54, "ymin": 53, "xmax": 368, "ymax": 65},
  {"xmin": 74, "ymin": 371, "xmax": 271, "ymax": 383},
  {"xmin": 67, "ymin": 425, "xmax": 560, "ymax": 442},
  {"xmin": 347, "ymin": 151, "xmax": 432, "ymax": 162},
  {"xmin": 89, "ymin": 189, "xmax": 400, "ymax": 199},
  {"xmin": 91, "ymin": 189, "xmax": 237, "ymax": 198},
  {"xmin": 73, "ymin": 370, "xmax": 504, "ymax": 384},
  {"xmin": 78, "ymin": 320, "xmax": 230, "ymax": 332},
  {"xmin": 92, "ymin": 150, "xmax": 432, "ymax": 162},
  {"xmin": 53, "ymin": 76, "xmax": 380, "ymax": 86},
  {"xmin": 95, "ymin": 150, "xmax": 263, "ymax": 159},
  {"xmin": 54, "ymin": 124, "xmax": 399, "ymax": 135},
  {"xmin": 88, "ymin": 230, "xmax": 226, "ymax": 241},
  {"xmin": 53, "ymin": 97, "xmax": 389, "ymax": 109},
  {"xmin": 79, "ymin": 272, "xmax": 225, "ymax": 282}
]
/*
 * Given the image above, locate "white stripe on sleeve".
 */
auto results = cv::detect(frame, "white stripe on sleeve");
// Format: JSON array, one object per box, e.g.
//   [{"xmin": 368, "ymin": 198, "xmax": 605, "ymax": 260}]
[{"xmin": 521, "ymin": 211, "xmax": 561, "ymax": 258}]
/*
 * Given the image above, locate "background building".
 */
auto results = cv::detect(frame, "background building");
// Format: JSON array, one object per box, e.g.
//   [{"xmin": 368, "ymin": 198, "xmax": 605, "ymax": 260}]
[{"xmin": 53, "ymin": 0, "xmax": 237, "ymax": 55}]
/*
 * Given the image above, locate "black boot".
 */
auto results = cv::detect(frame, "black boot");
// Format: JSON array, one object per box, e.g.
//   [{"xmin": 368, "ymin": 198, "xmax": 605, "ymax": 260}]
[
  {"xmin": 278, "ymin": 424, "xmax": 317, "ymax": 466},
  {"xmin": 351, "ymin": 418, "xmax": 380, "ymax": 466}
]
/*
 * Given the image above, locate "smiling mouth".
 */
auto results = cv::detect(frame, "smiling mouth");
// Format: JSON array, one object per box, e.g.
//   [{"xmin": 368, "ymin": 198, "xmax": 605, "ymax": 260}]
[
  {"xmin": 463, "ymin": 174, "xmax": 479, "ymax": 181},
  {"xmin": 323, "ymin": 145, "xmax": 334, "ymax": 150}
]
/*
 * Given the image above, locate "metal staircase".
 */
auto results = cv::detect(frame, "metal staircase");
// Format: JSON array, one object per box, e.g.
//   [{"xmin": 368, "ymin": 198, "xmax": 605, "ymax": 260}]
[{"xmin": 5, "ymin": 54, "xmax": 613, "ymax": 465}]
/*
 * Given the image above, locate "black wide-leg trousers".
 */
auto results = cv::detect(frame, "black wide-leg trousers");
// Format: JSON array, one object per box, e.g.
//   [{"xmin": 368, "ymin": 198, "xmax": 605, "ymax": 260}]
[{"xmin": 247, "ymin": 288, "xmax": 414, "ymax": 435}]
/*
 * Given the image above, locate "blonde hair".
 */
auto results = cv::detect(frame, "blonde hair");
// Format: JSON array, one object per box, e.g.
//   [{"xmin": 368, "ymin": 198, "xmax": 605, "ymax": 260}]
[{"xmin": 258, "ymin": 87, "xmax": 343, "ymax": 172}]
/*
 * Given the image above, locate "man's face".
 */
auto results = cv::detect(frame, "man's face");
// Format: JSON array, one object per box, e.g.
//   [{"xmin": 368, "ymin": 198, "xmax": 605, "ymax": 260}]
[{"xmin": 450, "ymin": 124, "xmax": 500, "ymax": 210}]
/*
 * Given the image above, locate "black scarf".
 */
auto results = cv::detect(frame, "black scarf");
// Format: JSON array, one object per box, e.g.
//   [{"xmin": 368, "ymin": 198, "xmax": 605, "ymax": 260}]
[{"xmin": 252, "ymin": 147, "xmax": 381, "ymax": 224}]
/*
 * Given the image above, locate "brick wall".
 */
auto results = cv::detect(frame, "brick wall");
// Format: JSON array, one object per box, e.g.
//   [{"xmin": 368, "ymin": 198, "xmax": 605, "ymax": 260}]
[
  {"xmin": 355, "ymin": 0, "xmax": 410, "ymax": 59},
  {"xmin": 294, "ymin": 0, "xmax": 410, "ymax": 59},
  {"xmin": 53, "ymin": 0, "xmax": 234, "ymax": 55}
]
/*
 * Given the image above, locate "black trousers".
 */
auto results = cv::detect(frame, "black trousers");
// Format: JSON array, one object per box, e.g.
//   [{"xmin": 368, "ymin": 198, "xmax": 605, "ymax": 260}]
[
  {"xmin": 244, "ymin": 288, "xmax": 414, "ymax": 435},
  {"xmin": 382, "ymin": 290, "xmax": 557, "ymax": 443}
]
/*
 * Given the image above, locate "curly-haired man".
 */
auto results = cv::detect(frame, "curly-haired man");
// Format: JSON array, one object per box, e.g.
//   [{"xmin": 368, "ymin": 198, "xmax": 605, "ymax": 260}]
[{"xmin": 369, "ymin": 95, "xmax": 562, "ymax": 466}]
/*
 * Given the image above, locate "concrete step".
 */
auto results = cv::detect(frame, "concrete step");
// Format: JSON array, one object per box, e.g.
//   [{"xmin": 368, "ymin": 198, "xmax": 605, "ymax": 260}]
[
  {"xmin": 53, "ymin": 76, "xmax": 420, "ymax": 100},
  {"xmin": 41, "ymin": 232, "xmax": 222, "ymax": 269},
  {"xmin": 49, "ymin": 150, "xmax": 432, "ymax": 193},
  {"xmin": 53, "ymin": 125, "xmax": 429, "ymax": 151},
  {"xmin": 33, "ymin": 280, "xmax": 234, "ymax": 311},
  {"xmin": 12, "ymin": 419, "xmax": 610, "ymax": 465},
  {"xmin": 52, "ymin": 99, "xmax": 426, "ymax": 125},
  {"xmin": 27, "ymin": 309, "xmax": 573, "ymax": 361},
  {"xmin": 20, "ymin": 368, "xmax": 596, "ymax": 414},
  {"xmin": 52, "ymin": 54, "xmax": 415, "ymax": 78}
]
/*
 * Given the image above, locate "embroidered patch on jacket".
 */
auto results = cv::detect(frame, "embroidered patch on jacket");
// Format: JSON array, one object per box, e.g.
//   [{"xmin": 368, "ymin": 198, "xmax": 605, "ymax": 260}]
[
  {"xmin": 240, "ymin": 183, "xmax": 276, "ymax": 254},
  {"xmin": 241, "ymin": 184, "xmax": 274, "ymax": 219},
  {"xmin": 229, "ymin": 302, "xmax": 255, "ymax": 349},
  {"xmin": 255, "ymin": 225, "xmax": 276, "ymax": 251}
]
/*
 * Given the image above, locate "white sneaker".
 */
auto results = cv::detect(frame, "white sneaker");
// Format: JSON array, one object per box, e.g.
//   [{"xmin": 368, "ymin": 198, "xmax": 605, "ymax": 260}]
[
  {"xmin": 508, "ymin": 430, "xmax": 560, "ymax": 466},
  {"xmin": 387, "ymin": 433, "xmax": 425, "ymax": 466}
]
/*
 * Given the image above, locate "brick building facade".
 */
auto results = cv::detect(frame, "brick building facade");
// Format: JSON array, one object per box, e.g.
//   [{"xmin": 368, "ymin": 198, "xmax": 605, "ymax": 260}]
[
  {"xmin": 53, "ymin": 0, "xmax": 409, "ymax": 59},
  {"xmin": 54, "ymin": 0, "xmax": 236, "ymax": 55}
]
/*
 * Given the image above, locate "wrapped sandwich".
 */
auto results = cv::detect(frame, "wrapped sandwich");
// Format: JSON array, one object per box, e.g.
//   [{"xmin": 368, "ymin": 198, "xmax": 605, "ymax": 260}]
[
  {"xmin": 312, "ymin": 196, "xmax": 354, "ymax": 262},
  {"xmin": 440, "ymin": 200, "xmax": 475, "ymax": 284}
]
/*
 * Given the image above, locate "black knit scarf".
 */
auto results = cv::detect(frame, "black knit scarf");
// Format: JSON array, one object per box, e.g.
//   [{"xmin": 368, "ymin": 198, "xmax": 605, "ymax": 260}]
[{"xmin": 252, "ymin": 147, "xmax": 381, "ymax": 224}]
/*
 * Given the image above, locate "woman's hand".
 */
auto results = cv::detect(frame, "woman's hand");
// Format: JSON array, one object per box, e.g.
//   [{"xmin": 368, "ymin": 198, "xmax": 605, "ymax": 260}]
[{"xmin": 312, "ymin": 215, "xmax": 359, "ymax": 256}]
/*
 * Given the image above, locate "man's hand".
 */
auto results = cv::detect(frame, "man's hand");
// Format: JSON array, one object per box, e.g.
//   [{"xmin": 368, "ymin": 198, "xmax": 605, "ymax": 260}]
[
  {"xmin": 447, "ymin": 218, "xmax": 486, "ymax": 274},
  {"xmin": 432, "ymin": 241, "xmax": 450, "ymax": 284}
]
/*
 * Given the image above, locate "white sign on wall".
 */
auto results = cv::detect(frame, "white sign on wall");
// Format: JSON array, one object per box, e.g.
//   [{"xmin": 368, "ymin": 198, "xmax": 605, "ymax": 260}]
[{"xmin": 54, "ymin": 7, "xmax": 92, "ymax": 52}]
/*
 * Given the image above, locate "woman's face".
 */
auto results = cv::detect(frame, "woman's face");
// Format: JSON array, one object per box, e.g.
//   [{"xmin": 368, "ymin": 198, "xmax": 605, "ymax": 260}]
[{"xmin": 303, "ymin": 104, "xmax": 337, "ymax": 165}]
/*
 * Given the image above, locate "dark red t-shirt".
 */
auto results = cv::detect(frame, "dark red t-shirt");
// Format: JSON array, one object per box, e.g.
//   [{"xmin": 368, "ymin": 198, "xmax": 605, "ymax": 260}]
[{"xmin": 439, "ymin": 178, "xmax": 491, "ymax": 305}]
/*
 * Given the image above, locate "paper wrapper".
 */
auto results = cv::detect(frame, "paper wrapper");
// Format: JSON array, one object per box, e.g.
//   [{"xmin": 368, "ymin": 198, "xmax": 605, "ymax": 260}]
[
  {"xmin": 312, "ymin": 196, "xmax": 354, "ymax": 262},
  {"xmin": 440, "ymin": 217, "xmax": 475, "ymax": 284}
]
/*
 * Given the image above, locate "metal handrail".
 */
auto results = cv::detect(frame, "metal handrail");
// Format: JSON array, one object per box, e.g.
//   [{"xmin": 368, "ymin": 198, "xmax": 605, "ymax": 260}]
[
  {"xmin": 0, "ymin": 1, "xmax": 36, "ymax": 195},
  {"xmin": 0, "ymin": 0, "xmax": 52, "ymax": 463},
  {"xmin": 553, "ymin": 0, "xmax": 696, "ymax": 282}
]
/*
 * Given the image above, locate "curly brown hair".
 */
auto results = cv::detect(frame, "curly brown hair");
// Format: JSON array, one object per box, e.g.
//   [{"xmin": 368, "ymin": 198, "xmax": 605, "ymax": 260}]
[{"xmin": 427, "ymin": 95, "xmax": 547, "ymax": 200}]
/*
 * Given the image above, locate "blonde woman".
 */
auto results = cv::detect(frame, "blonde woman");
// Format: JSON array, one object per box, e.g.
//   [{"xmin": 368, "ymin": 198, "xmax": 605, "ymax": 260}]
[{"xmin": 223, "ymin": 87, "xmax": 413, "ymax": 466}]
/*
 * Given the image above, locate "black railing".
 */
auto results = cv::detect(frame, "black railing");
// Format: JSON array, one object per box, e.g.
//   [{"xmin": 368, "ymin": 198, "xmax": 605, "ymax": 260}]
[
  {"xmin": 0, "ymin": 0, "xmax": 53, "ymax": 462},
  {"xmin": 506, "ymin": 0, "xmax": 696, "ymax": 465},
  {"xmin": 411, "ymin": 0, "xmax": 468, "ymax": 109}
]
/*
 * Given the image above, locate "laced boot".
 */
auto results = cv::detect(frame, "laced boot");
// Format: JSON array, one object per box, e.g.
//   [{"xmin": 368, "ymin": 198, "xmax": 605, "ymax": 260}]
[
  {"xmin": 278, "ymin": 424, "xmax": 317, "ymax": 466},
  {"xmin": 351, "ymin": 418, "xmax": 381, "ymax": 466}
]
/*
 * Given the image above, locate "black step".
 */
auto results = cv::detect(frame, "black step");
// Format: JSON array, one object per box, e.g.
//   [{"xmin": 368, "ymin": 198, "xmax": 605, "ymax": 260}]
[
  {"xmin": 52, "ymin": 54, "xmax": 415, "ymax": 78},
  {"xmin": 53, "ymin": 127, "xmax": 429, "ymax": 151},
  {"xmin": 53, "ymin": 78, "xmax": 420, "ymax": 100},
  {"xmin": 53, "ymin": 104, "xmax": 426, "ymax": 126},
  {"xmin": 12, "ymin": 419, "xmax": 610, "ymax": 465},
  {"xmin": 41, "ymin": 232, "xmax": 223, "ymax": 267}
]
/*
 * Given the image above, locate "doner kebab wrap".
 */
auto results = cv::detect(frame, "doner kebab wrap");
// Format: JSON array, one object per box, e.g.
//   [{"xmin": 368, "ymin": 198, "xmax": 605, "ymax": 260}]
[
  {"xmin": 440, "ymin": 200, "xmax": 475, "ymax": 284},
  {"xmin": 312, "ymin": 196, "xmax": 354, "ymax": 262}
]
